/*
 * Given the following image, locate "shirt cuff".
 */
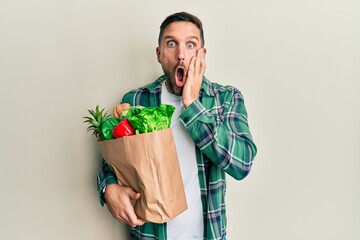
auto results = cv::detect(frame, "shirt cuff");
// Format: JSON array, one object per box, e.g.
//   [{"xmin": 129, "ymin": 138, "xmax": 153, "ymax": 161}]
[
  {"xmin": 179, "ymin": 99, "xmax": 215, "ymax": 127},
  {"xmin": 98, "ymin": 176, "xmax": 118, "ymax": 206}
]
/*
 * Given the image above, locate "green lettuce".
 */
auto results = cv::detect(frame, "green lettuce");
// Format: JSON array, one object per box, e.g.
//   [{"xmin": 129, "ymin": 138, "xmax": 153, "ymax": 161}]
[{"xmin": 126, "ymin": 104, "xmax": 175, "ymax": 134}]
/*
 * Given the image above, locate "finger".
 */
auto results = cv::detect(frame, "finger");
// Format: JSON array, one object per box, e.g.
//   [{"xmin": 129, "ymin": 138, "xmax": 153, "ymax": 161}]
[
  {"xmin": 118, "ymin": 213, "xmax": 131, "ymax": 225},
  {"xmin": 135, "ymin": 218, "xmax": 146, "ymax": 226},
  {"xmin": 113, "ymin": 106, "xmax": 120, "ymax": 118},
  {"xmin": 120, "ymin": 103, "xmax": 131, "ymax": 112},
  {"xmin": 123, "ymin": 189, "xmax": 144, "ymax": 227},
  {"xmin": 107, "ymin": 205, "xmax": 130, "ymax": 225},
  {"xmin": 110, "ymin": 197, "xmax": 138, "ymax": 226},
  {"xmin": 123, "ymin": 199, "xmax": 144, "ymax": 227},
  {"xmin": 132, "ymin": 193, "xmax": 141, "ymax": 200},
  {"xmin": 202, "ymin": 47, "xmax": 207, "ymax": 55},
  {"xmin": 194, "ymin": 49, "xmax": 202, "ymax": 75},
  {"xmin": 113, "ymin": 103, "xmax": 131, "ymax": 118},
  {"xmin": 125, "ymin": 188, "xmax": 141, "ymax": 200},
  {"xmin": 200, "ymin": 48, "xmax": 206, "ymax": 76},
  {"xmin": 187, "ymin": 56, "xmax": 197, "ymax": 78},
  {"xmin": 127, "ymin": 211, "xmax": 146, "ymax": 227}
]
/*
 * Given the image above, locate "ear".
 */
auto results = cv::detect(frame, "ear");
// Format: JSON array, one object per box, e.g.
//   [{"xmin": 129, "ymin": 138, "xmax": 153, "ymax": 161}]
[{"xmin": 156, "ymin": 47, "xmax": 161, "ymax": 63}]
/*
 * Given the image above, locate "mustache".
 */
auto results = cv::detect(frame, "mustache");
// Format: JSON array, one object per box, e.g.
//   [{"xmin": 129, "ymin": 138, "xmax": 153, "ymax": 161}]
[{"xmin": 175, "ymin": 62, "xmax": 186, "ymax": 69}]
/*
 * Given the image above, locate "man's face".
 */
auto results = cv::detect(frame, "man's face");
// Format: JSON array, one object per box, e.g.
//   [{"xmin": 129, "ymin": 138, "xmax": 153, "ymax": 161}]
[{"xmin": 156, "ymin": 21, "xmax": 202, "ymax": 96}]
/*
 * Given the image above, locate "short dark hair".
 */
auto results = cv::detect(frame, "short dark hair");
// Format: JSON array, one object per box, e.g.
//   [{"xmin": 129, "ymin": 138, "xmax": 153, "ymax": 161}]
[{"xmin": 158, "ymin": 12, "xmax": 205, "ymax": 47}]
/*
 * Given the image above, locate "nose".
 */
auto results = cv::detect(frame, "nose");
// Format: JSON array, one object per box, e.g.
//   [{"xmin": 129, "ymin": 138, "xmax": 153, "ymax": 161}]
[{"xmin": 176, "ymin": 45, "xmax": 185, "ymax": 62}]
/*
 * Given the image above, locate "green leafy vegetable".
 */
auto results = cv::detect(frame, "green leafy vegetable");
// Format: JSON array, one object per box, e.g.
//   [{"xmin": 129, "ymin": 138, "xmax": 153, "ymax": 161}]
[{"xmin": 126, "ymin": 104, "xmax": 175, "ymax": 134}]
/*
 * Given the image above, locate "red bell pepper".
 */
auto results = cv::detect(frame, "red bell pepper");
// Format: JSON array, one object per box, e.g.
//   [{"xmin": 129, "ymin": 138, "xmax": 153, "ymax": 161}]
[{"xmin": 112, "ymin": 118, "xmax": 135, "ymax": 138}]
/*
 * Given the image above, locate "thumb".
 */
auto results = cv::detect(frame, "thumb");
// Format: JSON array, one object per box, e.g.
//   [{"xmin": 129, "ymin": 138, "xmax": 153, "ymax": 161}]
[
  {"xmin": 132, "ymin": 192, "xmax": 141, "ymax": 200},
  {"xmin": 126, "ymin": 188, "xmax": 141, "ymax": 200}
]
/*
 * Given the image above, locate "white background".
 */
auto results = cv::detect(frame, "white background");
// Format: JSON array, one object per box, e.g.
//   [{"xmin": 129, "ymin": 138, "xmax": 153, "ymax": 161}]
[{"xmin": 1, "ymin": 1, "xmax": 359, "ymax": 239}]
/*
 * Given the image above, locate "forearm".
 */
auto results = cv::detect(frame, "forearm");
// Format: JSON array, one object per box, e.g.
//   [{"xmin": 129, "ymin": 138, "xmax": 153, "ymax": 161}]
[
  {"xmin": 97, "ymin": 159, "xmax": 118, "ymax": 206},
  {"xmin": 199, "ymin": 122, "xmax": 256, "ymax": 180},
  {"xmin": 179, "ymin": 97, "xmax": 257, "ymax": 180}
]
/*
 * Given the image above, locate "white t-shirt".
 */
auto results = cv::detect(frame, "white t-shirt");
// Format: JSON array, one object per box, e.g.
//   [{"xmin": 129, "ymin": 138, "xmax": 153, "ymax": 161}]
[{"xmin": 161, "ymin": 81, "xmax": 204, "ymax": 240}]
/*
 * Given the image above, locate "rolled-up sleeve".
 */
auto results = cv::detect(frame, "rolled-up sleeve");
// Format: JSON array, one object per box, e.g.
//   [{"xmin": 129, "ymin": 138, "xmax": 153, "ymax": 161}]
[
  {"xmin": 96, "ymin": 160, "xmax": 118, "ymax": 206},
  {"xmin": 179, "ymin": 88, "xmax": 257, "ymax": 180}
]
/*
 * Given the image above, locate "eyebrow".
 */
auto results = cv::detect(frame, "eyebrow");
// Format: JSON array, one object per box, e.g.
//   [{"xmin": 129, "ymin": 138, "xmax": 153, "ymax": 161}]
[{"xmin": 163, "ymin": 35, "xmax": 200, "ymax": 42}]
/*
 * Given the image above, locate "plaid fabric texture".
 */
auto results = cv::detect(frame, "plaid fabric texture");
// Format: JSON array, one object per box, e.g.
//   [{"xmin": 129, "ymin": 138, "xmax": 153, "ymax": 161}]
[{"xmin": 97, "ymin": 75, "xmax": 257, "ymax": 240}]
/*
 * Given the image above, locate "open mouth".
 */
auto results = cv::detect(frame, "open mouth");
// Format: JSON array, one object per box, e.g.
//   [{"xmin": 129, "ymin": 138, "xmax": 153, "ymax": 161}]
[{"xmin": 175, "ymin": 66, "xmax": 186, "ymax": 87}]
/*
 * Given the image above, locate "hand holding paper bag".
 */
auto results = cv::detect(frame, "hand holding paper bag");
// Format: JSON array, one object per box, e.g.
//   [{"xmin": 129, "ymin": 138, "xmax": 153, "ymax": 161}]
[{"xmin": 104, "ymin": 184, "xmax": 145, "ymax": 227}]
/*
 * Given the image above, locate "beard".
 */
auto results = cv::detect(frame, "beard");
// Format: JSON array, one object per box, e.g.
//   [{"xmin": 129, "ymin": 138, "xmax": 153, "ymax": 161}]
[
  {"xmin": 163, "ymin": 70, "xmax": 183, "ymax": 96},
  {"xmin": 163, "ymin": 61, "xmax": 186, "ymax": 96}
]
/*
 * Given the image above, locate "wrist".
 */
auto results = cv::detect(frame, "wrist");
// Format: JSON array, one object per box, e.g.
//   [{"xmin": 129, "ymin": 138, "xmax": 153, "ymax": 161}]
[
  {"xmin": 103, "ymin": 183, "xmax": 118, "ymax": 201},
  {"xmin": 183, "ymin": 98, "xmax": 196, "ymax": 108}
]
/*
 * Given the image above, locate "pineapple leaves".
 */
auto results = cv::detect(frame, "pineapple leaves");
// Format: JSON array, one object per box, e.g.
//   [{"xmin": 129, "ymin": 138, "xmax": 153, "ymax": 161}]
[{"xmin": 83, "ymin": 105, "xmax": 111, "ymax": 141}]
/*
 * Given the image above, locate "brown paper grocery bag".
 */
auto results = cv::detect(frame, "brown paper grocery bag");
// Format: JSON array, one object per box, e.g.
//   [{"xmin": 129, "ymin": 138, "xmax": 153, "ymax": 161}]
[{"xmin": 98, "ymin": 128, "xmax": 187, "ymax": 223}]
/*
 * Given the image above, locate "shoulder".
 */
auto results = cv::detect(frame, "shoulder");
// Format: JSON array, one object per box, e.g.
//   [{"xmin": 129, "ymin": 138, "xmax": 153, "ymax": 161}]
[
  {"xmin": 121, "ymin": 76, "xmax": 164, "ymax": 105},
  {"xmin": 202, "ymin": 77, "xmax": 244, "ymax": 101}
]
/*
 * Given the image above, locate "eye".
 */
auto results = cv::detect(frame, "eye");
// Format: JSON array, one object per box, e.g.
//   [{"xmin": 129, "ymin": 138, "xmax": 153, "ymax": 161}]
[
  {"xmin": 167, "ymin": 41, "xmax": 176, "ymax": 47},
  {"xmin": 187, "ymin": 42, "xmax": 195, "ymax": 49}
]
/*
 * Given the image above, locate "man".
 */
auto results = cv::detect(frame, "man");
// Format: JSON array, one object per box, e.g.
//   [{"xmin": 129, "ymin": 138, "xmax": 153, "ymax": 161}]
[{"xmin": 97, "ymin": 12, "xmax": 257, "ymax": 240}]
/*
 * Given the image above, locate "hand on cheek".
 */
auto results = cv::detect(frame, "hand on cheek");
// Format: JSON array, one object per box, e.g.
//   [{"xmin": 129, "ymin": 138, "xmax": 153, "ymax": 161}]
[{"xmin": 182, "ymin": 48, "xmax": 206, "ymax": 107}]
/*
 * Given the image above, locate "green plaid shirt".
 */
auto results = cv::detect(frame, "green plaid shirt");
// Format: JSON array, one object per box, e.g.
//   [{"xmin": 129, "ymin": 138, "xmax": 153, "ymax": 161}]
[{"xmin": 97, "ymin": 75, "xmax": 257, "ymax": 240}]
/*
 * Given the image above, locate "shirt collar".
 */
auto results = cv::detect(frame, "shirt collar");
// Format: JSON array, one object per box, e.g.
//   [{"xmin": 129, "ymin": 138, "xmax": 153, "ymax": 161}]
[{"xmin": 145, "ymin": 75, "xmax": 213, "ymax": 96}]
